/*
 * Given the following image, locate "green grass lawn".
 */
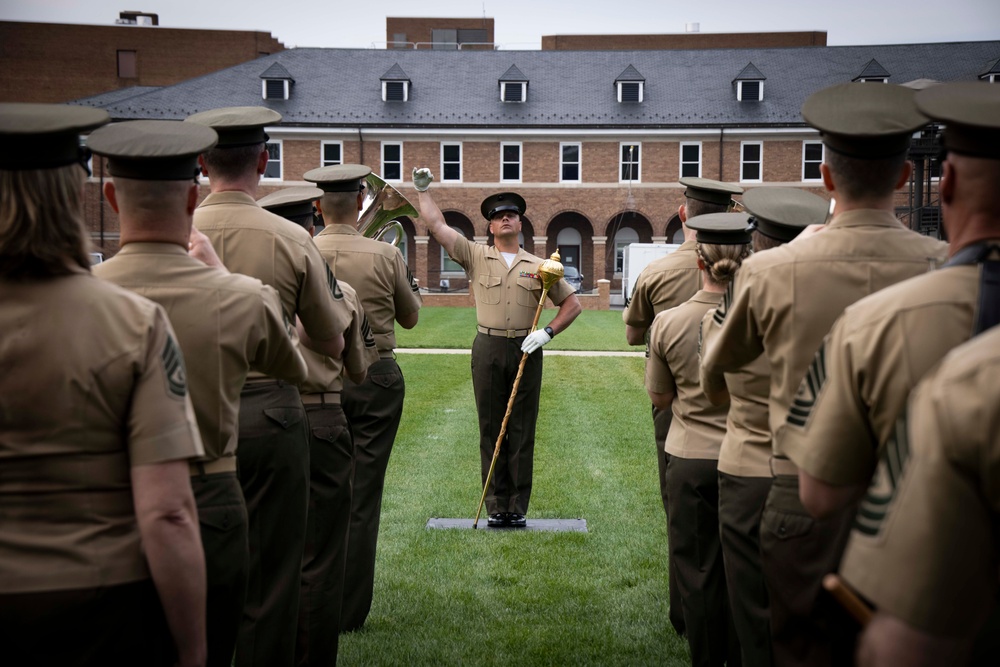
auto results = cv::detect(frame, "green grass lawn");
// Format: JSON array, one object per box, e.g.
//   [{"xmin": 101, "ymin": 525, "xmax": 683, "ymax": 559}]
[
  {"xmin": 338, "ymin": 353, "xmax": 689, "ymax": 666},
  {"xmin": 395, "ymin": 307, "xmax": 641, "ymax": 352}
]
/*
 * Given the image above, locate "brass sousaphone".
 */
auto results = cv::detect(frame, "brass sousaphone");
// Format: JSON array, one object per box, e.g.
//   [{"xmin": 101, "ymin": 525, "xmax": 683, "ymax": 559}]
[{"xmin": 358, "ymin": 172, "xmax": 419, "ymax": 247}]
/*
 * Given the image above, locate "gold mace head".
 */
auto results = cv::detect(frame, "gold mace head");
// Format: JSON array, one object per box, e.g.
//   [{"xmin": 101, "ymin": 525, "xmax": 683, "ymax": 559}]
[{"xmin": 538, "ymin": 251, "xmax": 564, "ymax": 290}]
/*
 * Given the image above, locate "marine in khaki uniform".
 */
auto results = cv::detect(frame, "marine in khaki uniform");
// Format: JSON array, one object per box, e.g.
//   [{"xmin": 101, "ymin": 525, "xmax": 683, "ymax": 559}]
[
  {"xmin": 700, "ymin": 187, "xmax": 829, "ymax": 667},
  {"xmin": 700, "ymin": 83, "xmax": 948, "ymax": 667},
  {"xmin": 259, "ymin": 185, "xmax": 379, "ymax": 665},
  {"xmin": 839, "ymin": 326, "xmax": 1000, "ymax": 666},
  {"xmin": 303, "ymin": 163, "xmax": 422, "ymax": 632},
  {"xmin": 87, "ymin": 120, "xmax": 309, "ymax": 667},
  {"xmin": 412, "ymin": 168, "xmax": 581, "ymax": 528},
  {"xmin": 186, "ymin": 107, "xmax": 350, "ymax": 667},
  {"xmin": 0, "ymin": 104, "xmax": 206, "ymax": 667},
  {"xmin": 646, "ymin": 213, "xmax": 752, "ymax": 667},
  {"xmin": 624, "ymin": 177, "xmax": 742, "ymax": 636},
  {"xmin": 783, "ymin": 83, "xmax": 1000, "ymax": 522}
]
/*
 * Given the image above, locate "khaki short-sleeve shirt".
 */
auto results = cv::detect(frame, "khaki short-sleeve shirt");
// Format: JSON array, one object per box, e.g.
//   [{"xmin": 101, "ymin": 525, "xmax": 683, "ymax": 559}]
[
  {"xmin": 700, "ymin": 210, "xmax": 948, "ymax": 454},
  {"xmin": 0, "ymin": 272, "xmax": 203, "ymax": 594},
  {"xmin": 95, "ymin": 243, "xmax": 307, "ymax": 461},
  {"xmin": 840, "ymin": 327, "xmax": 1000, "ymax": 636},
  {"xmin": 701, "ymin": 309, "xmax": 772, "ymax": 478},
  {"xmin": 782, "ymin": 264, "xmax": 979, "ymax": 485},
  {"xmin": 622, "ymin": 239, "xmax": 702, "ymax": 328},
  {"xmin": 299, "ymin": 280, "xmax": 379, "ymax": 393},
  {"xmin": 313, "ymin": 224, "xmax": 422, "ymax": 352},
  {"xmin": 195, "ymin": 192, "xmax": 351, "ymax": 362},
  {"xmin": 646, "ymin": 290, "xmax": 729, "ymax": 460},
  {"xmin": 448, "ymin": 236, "xmax": 575, "ymax": 329}
]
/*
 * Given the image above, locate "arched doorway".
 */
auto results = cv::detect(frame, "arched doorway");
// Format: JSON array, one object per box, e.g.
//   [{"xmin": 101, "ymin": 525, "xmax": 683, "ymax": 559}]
[
  {"xmin": 546, "ymin": 211, "xmax": 593, "ymax": 290},
  {"xmin": 428, "ymin": 211, "xmax": 475, "ymax": 291},
  {"xmin": 665, "ymin": 213, "xmax": 684, "ymax": 244},
  {"xmin": 382, "ymin": 217, "xmax": 417, "ymax": 271},
  {"xmin": 604, "ymin": 211, "xmax": 653, "ymax": 291}
]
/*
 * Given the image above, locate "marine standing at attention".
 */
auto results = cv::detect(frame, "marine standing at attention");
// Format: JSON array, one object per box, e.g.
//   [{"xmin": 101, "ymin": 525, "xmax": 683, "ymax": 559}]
[
  {"xmin": 411, "ymin": 167, "xmax": 582, "ymax": 528},
  {"xmin": 88, "ymin": 120, "xmax": 310, "ymax": 667},
  {"xmin": 302, "ymin": 164, "xmax": 422, "ymax": 632},
  {"xmin": 700, "ymin": 83, "xmax": 948, "ymax": 666},
  {"xmin": 258, "ymin": 185, "xmax": 379, "ymax": 665},
  {"xmin": 623, "ymin": 177, "xmax": 742, "ymax": 637},
  {"xmin": 0, "ymin": 104, "xmax": 206, "ymax": 667},
  {"xmin": 646, "ymin": 212, "xmax": 752, "ymax": 667},
  {"xmin": 186, "ymin": 106, "xmax": 351, "ymax": 667}
]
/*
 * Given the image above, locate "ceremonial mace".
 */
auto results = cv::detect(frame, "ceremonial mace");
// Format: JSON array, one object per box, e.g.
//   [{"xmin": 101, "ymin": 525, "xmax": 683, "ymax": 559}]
[{"xmin": 473, "ymin": 251, "xmax": 565, "ymax": 528}]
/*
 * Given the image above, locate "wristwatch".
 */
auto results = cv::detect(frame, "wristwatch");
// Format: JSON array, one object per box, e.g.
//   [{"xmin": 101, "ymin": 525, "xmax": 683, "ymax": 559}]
[{"xmin": 544, "ymin": 326, "xmax": 555, "ymax": 338}]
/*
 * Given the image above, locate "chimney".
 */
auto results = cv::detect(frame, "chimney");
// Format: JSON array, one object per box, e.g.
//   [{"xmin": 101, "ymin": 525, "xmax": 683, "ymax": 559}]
[{"xmin": 116, "ymin": 11, "xmax": 160, "ymax": 26}]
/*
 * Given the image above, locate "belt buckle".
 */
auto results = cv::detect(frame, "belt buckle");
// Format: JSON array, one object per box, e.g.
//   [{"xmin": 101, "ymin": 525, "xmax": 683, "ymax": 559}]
[{"xmin": 506, "ymin": 329, "xmax": 516, "ymax": 338}]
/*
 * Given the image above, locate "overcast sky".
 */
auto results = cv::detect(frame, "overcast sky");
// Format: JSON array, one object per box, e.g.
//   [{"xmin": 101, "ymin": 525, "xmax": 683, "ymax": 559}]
[{"xmin": 2, "ymin": 0, "xmax": 998, "ymax": 49}]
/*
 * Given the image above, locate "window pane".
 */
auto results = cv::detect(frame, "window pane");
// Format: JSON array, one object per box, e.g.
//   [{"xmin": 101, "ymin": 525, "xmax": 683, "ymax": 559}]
[
  {"xmin": 805, "ymin": 143, "xmax": 823, "ymax": 161},
  {"xmin": 443, "ymin": 145, "xmax": 460, "ymax": 161},
  {"xmin": 384, "ymin": 144, "xmax": 401, "ymax": 161},
  {"xmin": 503, "ymin": 162, "xmax": 520, "ymax": 180},
  {"xmin": 562, "ymin": 164, "xmax": 579, "ymax": 181},
  {"xmin": 681, "ymin": 163, "xmax": 699, "ymax": 177},
  {"xmin": 503, "ymin": 144, "xmax": 520, "ymax": 162},
  {"xmin": 562, "ymin": 145, "xmax": 579, "ymax": 162},
  {"xmin": 742, "ymin": 163, "xmax": 760, "ymax": 181},
  {"xmin": 323, "ymin": 144, "xmax": 341, "ymax": 165},
  {"xmin": 743, "ymin": 144, "xmax": 761, "ymax": 161},
  {"xmin": 803, "ymin": 162, "xmax": 821, "ymax": 180},
  {"xmin": 682, "ymin": 144, "xmax": 699, "ymax": 161},
  {"xmin": 264, "ymin": 143, "xmax": 281, "ymax": 179},
  {"xmin": 443, "ymin": 163, "xmax": 460, "ymax": 180}
]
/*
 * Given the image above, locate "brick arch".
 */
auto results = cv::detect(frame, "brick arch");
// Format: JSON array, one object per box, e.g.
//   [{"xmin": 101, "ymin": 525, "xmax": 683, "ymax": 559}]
[
  {"xmin": 546, "ymin": 210, "xmax": 594, "ymax": 290},
  {"xmin": 427, "ymin": 210, "xmax": 476, "ymax": 291},
  {"xmin": 604, "ymin": 211, "xmax": 653, "ymax": 287},
  {"xmin": 392, "ymin": 216, "xmax": 417, "ymax": 270},
  {"xmin": 665, "ymin": 212, "xmax": 684, "ymax": 243}
]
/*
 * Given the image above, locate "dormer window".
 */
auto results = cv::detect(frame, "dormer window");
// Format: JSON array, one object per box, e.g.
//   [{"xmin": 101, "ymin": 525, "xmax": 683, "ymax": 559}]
[
  {"xmin": 615, "ymin": 65, "xmax": 645, "ymax": 104},
  {"xmin": 733, "ymin": 62, "xmax": 766, "ymax": 102},
  {"xmin": 854, "ymin": 59, "xmax": 891, "ymax": 84},
  {"xmin": 380, "ymin": 63, "xmax": 411, "ymax": 103},
  {"xmin": 383, "ymin": 80, "xmax": 408, "ymax": 101},
  {"xmin": 737, "ymin": 80, "xmax": 763, "ymax": 101},
  {"xmin": 501, "ymin": 81, "xmax": 526, "ymax": 102},
  {"xmin": 259, "ymin": 62, "xmax": 294, "ymax": 101},
  {"xmin": 499, "ymin": 65, "xmax": 528, "ymax": 103},
  {"xmin": 979, "ymin": 57, "xmax": 1000, "ymax": 83}
]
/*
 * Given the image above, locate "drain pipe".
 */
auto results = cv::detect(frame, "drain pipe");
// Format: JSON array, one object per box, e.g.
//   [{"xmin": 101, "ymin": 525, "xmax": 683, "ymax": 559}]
[
  {"xmin": 358, "ymin": 128, "xmax": 364, "ymax": 165},
  {"xmin": 718, "ymin": 127, "xmax": 725, "ymax": 180}
]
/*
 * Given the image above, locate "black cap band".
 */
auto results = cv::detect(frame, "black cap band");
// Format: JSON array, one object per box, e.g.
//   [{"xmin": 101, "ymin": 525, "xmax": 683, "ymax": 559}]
[
  {"xmin": 107, "ymin": 156, "xmax": 201, "ymax": 181},
  {"xmin": 695, "ymin": 227, "xmax": 753, "ymax": 245}
]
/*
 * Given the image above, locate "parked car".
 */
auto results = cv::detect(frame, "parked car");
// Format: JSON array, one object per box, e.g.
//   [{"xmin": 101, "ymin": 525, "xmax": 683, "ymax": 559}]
[{"xmin": 563, "ymin": 266, "xmax": 583, "ymax": 293}]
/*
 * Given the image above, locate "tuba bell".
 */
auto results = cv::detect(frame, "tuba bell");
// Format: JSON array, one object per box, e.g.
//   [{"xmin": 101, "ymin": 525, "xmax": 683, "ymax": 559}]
[{"xmin": 358, "ymin": 173, "xmax": 419, "ymax": 247}]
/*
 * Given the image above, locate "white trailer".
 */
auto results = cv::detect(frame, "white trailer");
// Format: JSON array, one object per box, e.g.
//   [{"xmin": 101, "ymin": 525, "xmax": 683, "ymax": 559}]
[{"xmin": 622, "ymin": 243, "xmax": 682, "ymax": 305}]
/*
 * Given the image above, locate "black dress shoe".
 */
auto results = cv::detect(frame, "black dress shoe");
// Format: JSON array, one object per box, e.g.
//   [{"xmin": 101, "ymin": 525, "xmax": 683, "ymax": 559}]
[
  {"xmin": 487, "ymin": 512, "xmax": 508, "ymax": 527},
  {"xmin": 507, "ymin": 513, "xmax": 526, "ymax": 527}
]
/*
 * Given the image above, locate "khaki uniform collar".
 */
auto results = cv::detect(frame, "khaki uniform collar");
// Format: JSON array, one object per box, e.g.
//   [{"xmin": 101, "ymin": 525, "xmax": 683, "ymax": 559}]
[
  {"xmin": 116, "ymin": 242, "xmax": 189, "ymax": 257},
  {"xmin": 487, "ymin": 244, "xmax": 535, "ymax": 275},
  {"xmin": 317, "ymin": 223, "xmax": 361, "ymax": 237},
  {"xmin": 691, "ymin": 289, "xmax": 722, "ymax": 303},
  {"xmin": 677, "ymin": 238, "xmax": 698, "ymax": 251},
  {"xmin": 197, "ymin": 190, "xmax": 258, "ymax": 208},
  {"xmin": 827, "ymin": 209, "xmax": 904, "ymax": 230}
]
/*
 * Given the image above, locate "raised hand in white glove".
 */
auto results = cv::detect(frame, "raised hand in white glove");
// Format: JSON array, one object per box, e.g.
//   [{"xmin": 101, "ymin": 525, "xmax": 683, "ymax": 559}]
[
  {"xmin": 520, "ymin": 328, "xmax": 552, "ymax": 354},
  {"xmin": 412, "ymin": 167, "xmax": 434, "ymax": 192}
]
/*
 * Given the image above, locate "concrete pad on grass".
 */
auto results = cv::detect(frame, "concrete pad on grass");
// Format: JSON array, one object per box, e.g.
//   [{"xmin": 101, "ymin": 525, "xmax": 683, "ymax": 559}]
[{"xmin": 426, "ymin": 517, "xmax": 588, "ymax": 532}]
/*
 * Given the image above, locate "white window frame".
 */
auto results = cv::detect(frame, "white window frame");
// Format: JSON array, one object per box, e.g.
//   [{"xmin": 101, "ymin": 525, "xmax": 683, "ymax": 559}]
[
  {"xmin": 989, "ymin": 74, "xmax": 997, "ymax": 83},
  {"xmin": 501, "ymin": 81, "xmax": 526, "ymax": 103},
  {"xmin": 321, "ymin": 140, "xmax": 343, "ymax": 167},
  {"xmin": 737, "ymin": 80, "xmax": 763, "ymax": 101},
  {"xmin": 560, "ymin": 142, "xmax": 581, "ymax": 183},
  {"xmin": 381, "ymin": 142, "xmax": 403, "ymax": 182},
  {"xmin": 679, "ymin": 141, "xmax": 702, "ymax": 179},
  {"xmin": 440, "ymin": 142, "xmax": 462, "ymax": 182},
  {"xmin": 261, "ymin": 79, "xmax": 289, "ymax": 101},
  {"xmin": 858, "ymin": 78, "xmax": 888, "ymax": 84},
  {"xmin": 613, "ymin": 228, "xmax": 639, "ymax": 275},
  {"xmin": 262, "ymin": 139, "xmax": 283, "ymax": 181},
  {"xmin": 382, "ymin": 80, "xmax": 409, "ymax": 102},
  {"xmin": 500, "ymin": 142, "xmax": 522, "ymax": 183},
  {"xmin": 740, "ymin": 141, "xmax": 763, "ymax": 183},
  {"xmin": 802, "ymin": 141, "xmax": 824, "ymax": 182},
  {"xmin": 617, "ymin": 81, "xmax": 644, "ymax": 103},
  {"xmin": 620, "ymin": 142, "xmax": 641, "ymax": 183}
]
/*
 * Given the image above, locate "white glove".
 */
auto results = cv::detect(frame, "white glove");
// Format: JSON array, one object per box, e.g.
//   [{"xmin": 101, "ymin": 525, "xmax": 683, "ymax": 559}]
[
  {"xmin": 520, "ymin": 329, "xmax": 552, "ymax": 354},
  {"xmin": 412, "ymin": 167, "xmax": 433, "ymax": 192}
]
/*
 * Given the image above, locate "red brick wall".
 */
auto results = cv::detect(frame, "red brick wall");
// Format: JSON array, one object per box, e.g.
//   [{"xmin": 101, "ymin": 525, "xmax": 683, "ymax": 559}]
[
  {"xmin": 0, "ymin": 21, "xmax": 284, "ymax": 103},
  {"xmin": 385, "ymin": 17, "xmax": 494, "ymax": 49},
  {"xmin": 541, "ymin": 31, "xmax": 827, "ymax": 51}
]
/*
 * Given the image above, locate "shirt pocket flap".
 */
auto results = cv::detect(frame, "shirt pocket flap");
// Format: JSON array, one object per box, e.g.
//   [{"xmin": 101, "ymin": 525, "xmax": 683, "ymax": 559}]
[
  {"xmin": 263, "ymin": 407, "xmax": 304, "ymax": 430},
  {"xmin": 479, "ymin": 275, "xmax": 502, "ymax": 288}
]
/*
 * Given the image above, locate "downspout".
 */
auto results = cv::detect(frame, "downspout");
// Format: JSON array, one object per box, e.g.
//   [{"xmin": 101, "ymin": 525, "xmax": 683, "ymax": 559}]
[
  {"xmin": 99, "ymin": 156, "xmax": 105, "ymax": 249},
  {"xmin": 718, "ymin": 127, "xmax": 725, "ymax": 180},
  {"xmin": 358, "ymin": 128, "xmax": 364, "ymax": 165}
]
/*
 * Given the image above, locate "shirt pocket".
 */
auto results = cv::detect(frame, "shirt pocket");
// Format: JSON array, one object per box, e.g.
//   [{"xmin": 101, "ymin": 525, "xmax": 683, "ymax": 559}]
[
  {"xmin": 476, "ymin": 274, "xmax": 503, "ymax": 305},
  {"xmin": 516, "ymin": 276, "xmax": 542, "ymax": 308}
]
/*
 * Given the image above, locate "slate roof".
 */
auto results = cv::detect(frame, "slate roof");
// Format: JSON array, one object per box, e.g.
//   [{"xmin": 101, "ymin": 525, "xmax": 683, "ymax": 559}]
[
  {"xmin": 733, "ymin": 62, "xmax": 766, "ymax": 81},
  {"xmin": 380, "ymin": 63, "xmax": 410, "ymax": 81},
  {"xmin": 74, "ymin": 85, "xmax": 162, "ymax": 107},
  {"xmin": 259, "ymin": 62, "xmax": 294, "ymax": 81},
  {"xmin": 615, "ymin": 64, "xmax": 645, "ymax": 82},
  {"xmin": 854, "ymin": 58, "xmax": 892, "ymax": 80},
  {"xmin": 499, "ymin": 64, "xmax": 527, "ymax": 81},
  {"xmin": 981, "ymin": 56, "xmax": 1000, "ymax": 77},
  {"xmin": 71, "ymin": 41, "xmax": 1000, "ymax": 129}
]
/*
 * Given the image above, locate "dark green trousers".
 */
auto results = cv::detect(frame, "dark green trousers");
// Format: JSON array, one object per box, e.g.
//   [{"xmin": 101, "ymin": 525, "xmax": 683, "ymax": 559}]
[
  {"xmin": 191, "ymin": 471, "xmax": 249, "ymax": 667},
  {"xmin": 719, "ymin": 472, "xmax": 773, "ymax": 667},
  {"xmin": 297, "ymin": 402, "xmax": 352, "ymax": 666},
  {"xmin": 235, "ymin": 381, "xmax": 309, "ymax": 667},
  {"xmin": 471, "ymin": 333, "xmax": 543, "ymax": 515},
  {"xmin": 759, "ymin": 474, "xmax": 856, "ymax": 667},
  {"xmin": 340, "ymin": 358, "xmax": 405, "ymax": 632},
  {"xmin": 653, "ymin": 404, "xmax": 686, "ymax": 638},
  {"xmin": 666, "ymin": 456, "xmax": 741, "ymax": 667}
]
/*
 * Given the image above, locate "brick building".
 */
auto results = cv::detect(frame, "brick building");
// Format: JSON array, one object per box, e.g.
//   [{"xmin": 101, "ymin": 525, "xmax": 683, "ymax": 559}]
[
  {"xmin": 0, "ymin": 14, "xmax": 284, "ymax": 103},
  {"xmin": 386, "ymin": 17, "xmax": 494, "ymax": 50},
  {"xmin": 73, "ymin": 38, "xmax": 1000, "ymax": 299}
]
